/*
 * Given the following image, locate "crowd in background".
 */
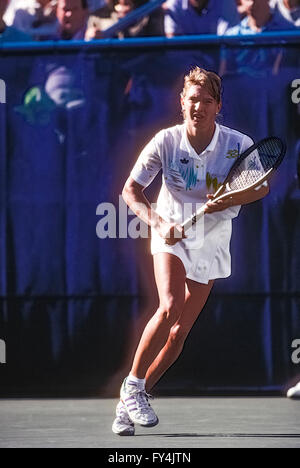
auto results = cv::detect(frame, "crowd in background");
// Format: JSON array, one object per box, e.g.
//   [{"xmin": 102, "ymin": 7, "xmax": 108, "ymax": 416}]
[{"xmin": 0, "ymin": 0, "xmax": 299, "ymax": 42}]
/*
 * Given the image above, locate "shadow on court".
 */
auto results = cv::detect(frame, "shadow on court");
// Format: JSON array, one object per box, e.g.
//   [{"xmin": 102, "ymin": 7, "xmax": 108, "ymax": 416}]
[{"xmin": 136, "ymin": 432, "xmax": 300, "ymax": 438}]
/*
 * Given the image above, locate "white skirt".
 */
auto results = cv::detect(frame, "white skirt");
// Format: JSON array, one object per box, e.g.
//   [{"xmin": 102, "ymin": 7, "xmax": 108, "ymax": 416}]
[{"xmin": 150, "ymin": 218, "xmax": 233, "ymax": 284}]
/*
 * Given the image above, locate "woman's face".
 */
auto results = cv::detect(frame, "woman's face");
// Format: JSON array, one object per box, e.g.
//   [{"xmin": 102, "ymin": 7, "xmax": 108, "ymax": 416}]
[{"xmin": 181, "ymin": 84, "xmax": 221, "ymax": 133}]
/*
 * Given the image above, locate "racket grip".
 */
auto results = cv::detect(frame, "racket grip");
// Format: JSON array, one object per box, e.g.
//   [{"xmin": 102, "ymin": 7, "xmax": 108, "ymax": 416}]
[{"xmin": 181, "ymin": 204, "xmax": 206, "ymax": 232}]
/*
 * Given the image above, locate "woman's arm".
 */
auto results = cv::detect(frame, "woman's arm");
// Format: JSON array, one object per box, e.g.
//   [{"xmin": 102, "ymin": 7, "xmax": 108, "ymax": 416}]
[{"xmin": 122, "ymin": 176, "xmax": 185, "ymax": 245}]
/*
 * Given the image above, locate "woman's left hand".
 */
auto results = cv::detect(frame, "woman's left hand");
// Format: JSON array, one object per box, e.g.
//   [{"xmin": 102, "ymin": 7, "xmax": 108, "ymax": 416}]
[{"xmin": 204, "ymin": 194, "xmax": 234, "ymax": 213}]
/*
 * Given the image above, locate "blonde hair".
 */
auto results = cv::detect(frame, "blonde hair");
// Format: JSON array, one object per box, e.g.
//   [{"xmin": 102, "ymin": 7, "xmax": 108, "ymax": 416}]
[{"xmin": 181, "ymin": 67, "xmax": 222, "ymax": 103}]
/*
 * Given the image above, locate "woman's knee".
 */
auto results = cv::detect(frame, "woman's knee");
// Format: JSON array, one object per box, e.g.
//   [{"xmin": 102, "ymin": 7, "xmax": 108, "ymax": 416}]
[{"xmin": 155, "ymin": 297, "xmax": 182, "ymax": 326}]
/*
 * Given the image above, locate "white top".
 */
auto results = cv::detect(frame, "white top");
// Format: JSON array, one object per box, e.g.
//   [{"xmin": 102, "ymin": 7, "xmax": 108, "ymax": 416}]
[{"xmin": 130, "ymin": 123, "xmax": 254, "ymax": 283}]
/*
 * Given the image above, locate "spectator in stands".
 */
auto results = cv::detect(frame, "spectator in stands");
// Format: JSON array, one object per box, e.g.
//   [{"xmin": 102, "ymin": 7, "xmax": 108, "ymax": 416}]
[
  {"xmin": 86, "ymin": 0, "xmax": 164, "ymax": 39},
  {"xmin": 6, "ymin": 0, "xmax": 107, "ymax": 40},
  {"xmin": 164, "ymin": 0, "xmax": 240, "ymax": 37},
  {"xmin": 18, "ymin": 0, "xmax": 90, "ymax": 39},
  {"xmin": 235, "ymin": 0, "xmax": 248, "ymax": 18},
  {"xmin": 56, "ymin": 0, "xmax": 88, "ymax": 39},
  {"xmin": 86, "ymin": 0, "xmax": 132, "ymax": 38},
  {"xmin": 218, "ymin": 0, "xmax": 298, "ymax": 144},
  {"xmin": 270, "ymin": 0, "xmax": 300, "ymax": 27},
  {"xmin": 4, "ymin": 0, "xmax": 58, "ymax": 40},
  {"xmin": 114, "ymin": 0, "xmax": 132, "ymax": 18},
  {"xmin": 0, "ymin": 0, "xmax": 32, "ymax": 40},
  {"xmin": 220, "ymin": 0, "xmax": 296, "ymax": 77},
  {"xmin": 226, "ymin": 0, "xmax": 297, "ymax": 34}
]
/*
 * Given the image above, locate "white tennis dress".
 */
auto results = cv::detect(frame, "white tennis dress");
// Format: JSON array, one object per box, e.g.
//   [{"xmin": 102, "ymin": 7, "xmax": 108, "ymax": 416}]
[{"xmin": 130, "ymin": 123, "xmax": 254, "ymax": 284}]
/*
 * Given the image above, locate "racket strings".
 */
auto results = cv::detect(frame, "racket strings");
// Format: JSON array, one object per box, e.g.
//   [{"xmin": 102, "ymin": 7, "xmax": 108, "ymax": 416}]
[{"xmin": 228, "ymin": 138, "xmax": 284, "ymax": 191}]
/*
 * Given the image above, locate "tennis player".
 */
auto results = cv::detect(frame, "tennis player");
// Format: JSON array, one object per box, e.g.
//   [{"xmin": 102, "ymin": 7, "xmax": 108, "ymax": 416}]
[{"xmin": 112, "ymin": 67, "xmax": 269, "ymax": 435}]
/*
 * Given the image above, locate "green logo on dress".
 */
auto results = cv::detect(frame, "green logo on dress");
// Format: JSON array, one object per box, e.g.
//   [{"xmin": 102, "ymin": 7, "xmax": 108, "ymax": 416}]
[
  {"xmin": 226, "ymin": 143, "xmax": 241, "ymax": 159},
  {"xmin": 206, "ymin": 172, "xmax": 222, "ymax": 192}
]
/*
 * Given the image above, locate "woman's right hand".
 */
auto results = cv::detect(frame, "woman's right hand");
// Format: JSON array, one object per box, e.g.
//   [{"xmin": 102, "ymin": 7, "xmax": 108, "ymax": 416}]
[{"xmin": 157, "ymin": 220, "xmax": 186, "ymax": 246}]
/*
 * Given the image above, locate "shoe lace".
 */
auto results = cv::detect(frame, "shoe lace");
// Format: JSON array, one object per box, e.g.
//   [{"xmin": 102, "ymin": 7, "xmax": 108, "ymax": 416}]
[{"xmin": 130, "ymin": 388, "xmax": 154, "ymax": 414}]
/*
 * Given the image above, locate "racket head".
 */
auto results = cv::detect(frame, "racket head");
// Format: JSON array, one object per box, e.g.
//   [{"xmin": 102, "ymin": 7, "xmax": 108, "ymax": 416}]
[{"xmin": 221, "ymin": 136, "xmax": 286, "ymax": 194}]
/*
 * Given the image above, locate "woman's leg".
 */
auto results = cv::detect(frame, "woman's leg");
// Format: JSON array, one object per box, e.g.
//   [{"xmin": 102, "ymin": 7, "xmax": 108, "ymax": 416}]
[
  {"xmin": 145, "ymin": 278, "xmax": 214, "ymax": 392},
  {"xmin": 130, "ymin": 253, "xmax": 186, "ymax": 379}
]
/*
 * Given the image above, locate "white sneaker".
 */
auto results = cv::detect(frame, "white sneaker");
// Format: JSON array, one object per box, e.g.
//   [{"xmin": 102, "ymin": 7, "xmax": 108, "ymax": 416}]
[
  {"xmin": 112, "ymin": 400, "xmax": 135, "ymax": 436},
  {"xmin": 120, "ymin": 377, "xmax": 159, "ymax": 427},
  {"xmin": 287, "ymin": 381, "xmax": 300, "ymax": 399}
]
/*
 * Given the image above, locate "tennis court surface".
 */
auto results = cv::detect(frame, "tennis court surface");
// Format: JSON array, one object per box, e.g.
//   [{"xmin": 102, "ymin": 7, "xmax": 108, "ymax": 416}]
[{"xmin": 0, "ymin": 397, "xmax": 299, "ymax": 449}]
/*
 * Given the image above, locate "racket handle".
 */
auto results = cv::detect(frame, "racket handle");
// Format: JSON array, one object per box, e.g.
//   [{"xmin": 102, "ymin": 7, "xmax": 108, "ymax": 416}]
[{"xmin": 181, "ymin": 204, "xmax": 206, "ymax": 232}]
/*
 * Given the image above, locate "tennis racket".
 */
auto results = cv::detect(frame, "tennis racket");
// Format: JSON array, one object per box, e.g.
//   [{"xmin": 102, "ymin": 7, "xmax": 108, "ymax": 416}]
[{"xmin": 182, "ymin": 136, "xmax": 286, "ymax": 232}]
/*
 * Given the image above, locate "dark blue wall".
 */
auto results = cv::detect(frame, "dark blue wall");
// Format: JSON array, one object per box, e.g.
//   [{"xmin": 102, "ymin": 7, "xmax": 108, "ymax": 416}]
[{"xmin": 0, "ymin": 38, "xmax": 299, "ymax": 396}]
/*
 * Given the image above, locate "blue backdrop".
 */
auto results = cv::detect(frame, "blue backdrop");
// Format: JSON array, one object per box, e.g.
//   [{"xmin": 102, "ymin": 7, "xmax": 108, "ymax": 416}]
[{"xmin": 0, "ymin": 37, "xmax": 299, "ymax": 396}]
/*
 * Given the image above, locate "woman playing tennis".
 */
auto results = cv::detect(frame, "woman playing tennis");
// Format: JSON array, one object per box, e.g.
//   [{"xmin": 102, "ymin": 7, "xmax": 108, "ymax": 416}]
[{"xmin": 112, "ymin": 67, "xmax": 269, "ymax": 435}]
